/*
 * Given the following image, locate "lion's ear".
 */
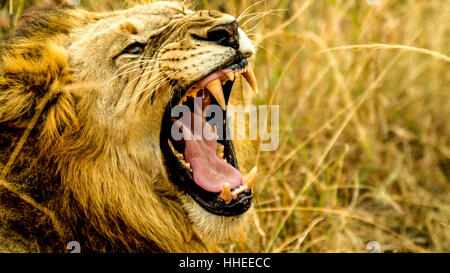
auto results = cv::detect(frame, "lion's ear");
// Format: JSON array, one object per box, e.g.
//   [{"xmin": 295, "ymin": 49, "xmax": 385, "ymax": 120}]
[{"xmin": 0, "ymin": 42, "xmax": 78, "ymax": 138}]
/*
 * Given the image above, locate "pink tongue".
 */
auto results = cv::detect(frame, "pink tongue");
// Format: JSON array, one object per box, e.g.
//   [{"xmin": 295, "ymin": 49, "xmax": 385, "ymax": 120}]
[{"xmin": 178, "ymin": 114, "xmax": 242, "ymax": 193}]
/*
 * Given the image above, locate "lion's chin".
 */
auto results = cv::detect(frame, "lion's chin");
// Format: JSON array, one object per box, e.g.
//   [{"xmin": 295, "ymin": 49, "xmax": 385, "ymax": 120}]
[{"xmin": 180, "ymin": 194, "xmax": 251, "ymax": 243}]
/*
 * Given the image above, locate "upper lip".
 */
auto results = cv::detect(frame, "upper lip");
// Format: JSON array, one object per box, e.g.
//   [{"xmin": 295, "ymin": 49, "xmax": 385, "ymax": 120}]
[{"xmin": 159, "ymin": 57, "xmax": 257, "ymax": 216}]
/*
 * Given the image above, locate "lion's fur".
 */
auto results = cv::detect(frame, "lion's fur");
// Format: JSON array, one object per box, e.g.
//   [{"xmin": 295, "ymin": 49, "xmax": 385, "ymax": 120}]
[{"xmin": 0, "ymin": 2, "xmax": 252, "ymax": 253}]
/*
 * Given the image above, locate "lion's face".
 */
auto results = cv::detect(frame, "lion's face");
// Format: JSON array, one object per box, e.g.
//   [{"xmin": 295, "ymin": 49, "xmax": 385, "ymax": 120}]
[{"xmin": 62, "ymin": 1, "xmax": 257, "ymax": 243}]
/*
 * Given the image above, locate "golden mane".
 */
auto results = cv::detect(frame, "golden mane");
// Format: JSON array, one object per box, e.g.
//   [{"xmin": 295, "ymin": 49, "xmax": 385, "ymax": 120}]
[
  {"xmin": 0, "ymin": 6, "xmax": 205, "ymax": 253},
  {"xmin": 0, "ymin": 1, "xmax": 255, "ymax": 253}
]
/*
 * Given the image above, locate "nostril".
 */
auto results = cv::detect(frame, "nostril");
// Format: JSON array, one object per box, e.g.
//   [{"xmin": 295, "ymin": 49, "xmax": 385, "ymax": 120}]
[
  {"xmin": 206, "ymin": 20, "xmax": 239, "ymax": 49},
  {"xmin": 207, "ymin": 28, "xmax": 232, "ymax": 43}
]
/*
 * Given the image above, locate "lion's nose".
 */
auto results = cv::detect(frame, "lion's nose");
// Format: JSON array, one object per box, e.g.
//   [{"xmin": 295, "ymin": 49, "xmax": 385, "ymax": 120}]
[{"xmin": 207, "ymin": 20, "xmax": 239, "ymax": 49}]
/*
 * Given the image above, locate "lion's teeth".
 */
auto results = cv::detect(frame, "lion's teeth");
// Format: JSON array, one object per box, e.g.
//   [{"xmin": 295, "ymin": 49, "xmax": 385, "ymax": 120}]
[
  {"xmin": 231, "ymin": 185, "xmax": 248, "ymax": 198},
  {"xmin": 190, "ymin": 89, "xmax": 198, "ymax": 98},
  {"xmin": 226, "ymin": 72, "xmax": 235, "ymax": 81},
  {"xmin": 220, "ymin": 183, "xmax": 231, "ymax": 202},
  {"xmin": 212, "ymin": 125, "xmax": 220, "ymax": 138},
  {"xmin": 169, "ymin": 141, "xmax": 178, "ymax": 153},
  {"xmin": 179, "ymin": 96, "xmax": 187, "ymax": 104},
  {"xmin": 206, "ymin": 79, "xmax": 226, "ymax": 110},
  {"xmin": 217, "ymin": 144, "xmax": 225, "ymax": 158},
  {"xmin": 182, "ymin": 161, "xmax": 191, "ymax": 171},
  {"xmin": 217, "ymin": 144, "xmax": 224, "ymax": 153},
  {"xmin": 242, "ymin": 67, "xmax": 258, "ymax": 94},
  {"xmin": 243, "ymin": 166, "xmax": 257, "ymax": 190}
]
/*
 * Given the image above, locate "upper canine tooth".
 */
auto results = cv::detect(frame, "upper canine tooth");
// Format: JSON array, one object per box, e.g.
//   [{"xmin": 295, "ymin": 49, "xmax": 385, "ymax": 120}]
[
  {"xmin": 242, "ymin": 67, "xmax": 258, "ymax": 94},
  {"xmin": 243, "ymin": 166, "xmax": 257, "ymax": 190},
  {"xmin": 206, "ymin": 79, "xmax": 226, "ymax": 110},
  {"xmin": 219, "ymin": 183, "xmax": 231, "ymax": 202}
]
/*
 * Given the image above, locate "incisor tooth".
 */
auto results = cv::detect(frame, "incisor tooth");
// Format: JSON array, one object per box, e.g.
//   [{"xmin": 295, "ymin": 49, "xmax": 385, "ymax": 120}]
[
  {"xmin": 190, "ymin": 89, "xmax": 198, "ymax": 98},
  {"xmin": 226, "ymin": 72, "xmax": 235, "ymax": 81},
  {"xmin": 232, "ymin": 185, "xmax": 248, "ymax": 198},
  {"xmin": 218, "ymin": 144, "xmax": 225, "ymax": 159},
  {"xmin": 243, "ymin": 67, "xmax": 258, "ymax": 94},
  {"xmin": 217, "ymin": 144, "xmax": 224, "ymax": 151},
  {"xmin": 220, "ymin": 183, "xmax": 231, "ymax": 202},
  {"xmin": 183, "ymin": 162, "xmax": 191, "ymax": 171},
  {"xmin": 243, "ymin": 166, "xmax": 257, "ymax": 190},
  {"xmin": 206, "ymin": 79, "xmax": 226, "ymax": 110}
]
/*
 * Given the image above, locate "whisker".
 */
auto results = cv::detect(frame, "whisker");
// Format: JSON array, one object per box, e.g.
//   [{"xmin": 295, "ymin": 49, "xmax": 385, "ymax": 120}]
[
  {"xmin": 240, "ymin": 9, "xmax": 285, "ymax": 28},
  {"xmin": 236, "ymin": 0, "xmax": 265, "ymax": 22},
  {"xmin": 114, "ymin": 70, "xmax": 179, "ymax": 115},
  {"xmin": 111, "ymin": 59, "xmax": 170, "ymax": 82},
  {"xmin": 137, "ymin": 71, "xmax": 181, "ymax": 108}
]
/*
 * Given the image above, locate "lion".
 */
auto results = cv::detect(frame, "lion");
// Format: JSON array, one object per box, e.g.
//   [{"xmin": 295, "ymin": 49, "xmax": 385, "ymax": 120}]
[{"xmin": 0, "ymin": 1, "xmax": 258, "ymax": 253}]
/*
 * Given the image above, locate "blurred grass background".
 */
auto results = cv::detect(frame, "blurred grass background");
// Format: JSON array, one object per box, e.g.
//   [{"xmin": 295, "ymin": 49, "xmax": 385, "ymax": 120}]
[{"xmin": 1, "ymin": 0, "xmax": 449, "ymax": 253}]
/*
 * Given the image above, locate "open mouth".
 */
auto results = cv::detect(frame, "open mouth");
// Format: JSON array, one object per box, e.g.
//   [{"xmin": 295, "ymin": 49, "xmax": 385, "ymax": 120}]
[{"xmin": 160, "ymin": 57, "xmax": 257, "ymax": 216}]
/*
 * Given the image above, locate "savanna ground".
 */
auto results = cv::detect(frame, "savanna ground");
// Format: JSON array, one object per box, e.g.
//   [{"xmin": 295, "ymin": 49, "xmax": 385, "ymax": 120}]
[{"xmin": 1, "ymin": 0, "xmax": 449, "ymax": 253}]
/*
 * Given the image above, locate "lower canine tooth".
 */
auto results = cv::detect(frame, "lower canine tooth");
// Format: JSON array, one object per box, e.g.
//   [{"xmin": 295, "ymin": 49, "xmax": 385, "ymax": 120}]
[
  {"xmin": 243, "ymin": 166, "xmax": 257, "ymax": 190},
  {"xmin": 220, "ymin": 183, "xmax": 231, "ymax": 202}
]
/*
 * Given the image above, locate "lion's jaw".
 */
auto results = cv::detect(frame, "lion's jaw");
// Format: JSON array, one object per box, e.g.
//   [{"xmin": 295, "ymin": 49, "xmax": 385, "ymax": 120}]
[{"xmin": 59, "ymin": 2, "xmax": 256, "ymax": 250}]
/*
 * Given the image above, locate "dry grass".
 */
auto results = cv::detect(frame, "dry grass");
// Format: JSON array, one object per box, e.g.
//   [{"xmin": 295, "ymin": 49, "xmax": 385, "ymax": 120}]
[{"xmin": 1, "ymin": 0, "xmax": 449, "ymax": 253}]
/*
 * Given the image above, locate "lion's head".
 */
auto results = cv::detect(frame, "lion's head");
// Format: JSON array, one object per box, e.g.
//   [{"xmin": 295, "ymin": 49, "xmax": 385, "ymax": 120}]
[{"xmin": 0, "ymin": 1, "xmax": 258, "ymax": 252}]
